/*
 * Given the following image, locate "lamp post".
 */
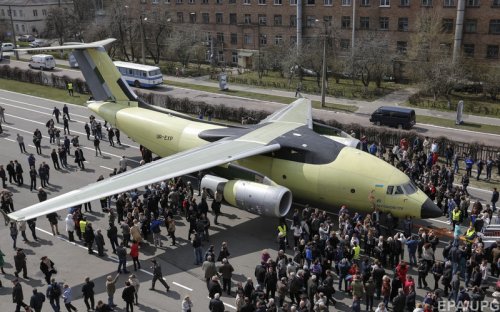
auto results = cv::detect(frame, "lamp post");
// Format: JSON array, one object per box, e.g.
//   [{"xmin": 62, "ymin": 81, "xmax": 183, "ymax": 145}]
[
  {"xmin": 316, "ymin": 19, "xmax": 328, "ymax": 107},
  {"xmin": 140, "ymin": 15, "xmax": 147, "ymax": 65}
]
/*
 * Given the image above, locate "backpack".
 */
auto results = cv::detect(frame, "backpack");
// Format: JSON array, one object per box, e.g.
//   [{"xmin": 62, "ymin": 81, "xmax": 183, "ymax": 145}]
[{"xmin": 51, "ymin": 284, "xmax": 61, "ymax": 298}]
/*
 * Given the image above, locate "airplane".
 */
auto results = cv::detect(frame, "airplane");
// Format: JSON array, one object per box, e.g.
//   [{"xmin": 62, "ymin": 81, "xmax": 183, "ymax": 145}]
[{"xmin": 8, "ymin": 39, "xmax": 442, "ymax": 223}]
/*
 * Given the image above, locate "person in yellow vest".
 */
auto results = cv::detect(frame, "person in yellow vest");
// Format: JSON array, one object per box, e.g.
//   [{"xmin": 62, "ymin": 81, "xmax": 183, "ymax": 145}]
[
  {"xmin": 451, "ymin": 207, "xmax": 461, "ymax": 230},
  {"xmin": 67, "ymin": 82, "xmax": 73, "ymax": 96},
  {"xmin": 352, "ymin": 241, "xmax": 361, "ymax": 265},
  {"xmin": 79, "ymin": 217, "xmax": 87, "ymax": 243},
  {"xmin": 277, "ymin": 219, "xmax": 289, "ymax": 250},
  {"xmin": 464, "ymin": 225, "xmax": 476, "ymax": 244}
]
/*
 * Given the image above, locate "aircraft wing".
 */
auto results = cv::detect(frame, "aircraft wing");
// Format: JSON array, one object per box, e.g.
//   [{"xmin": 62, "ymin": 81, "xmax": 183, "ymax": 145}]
[{"xmin": 8, "ymin": 97, "xmax": 312, "ymax": 221}]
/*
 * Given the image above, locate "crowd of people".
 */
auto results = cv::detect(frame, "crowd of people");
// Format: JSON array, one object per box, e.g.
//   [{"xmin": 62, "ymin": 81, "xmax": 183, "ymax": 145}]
[{"xmin": 1, "ymin": 102, "xmax": 500, "ymax": 312}]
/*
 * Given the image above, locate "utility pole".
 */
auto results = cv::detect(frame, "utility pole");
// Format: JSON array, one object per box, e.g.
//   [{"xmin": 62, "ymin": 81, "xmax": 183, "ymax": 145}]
[
  {"xmin": 321, "ymin": 28, "xmax": 327, "ymax": 107},
  {"xmin": 8, "ymin": 5, "xmax": 19, "ymax": 60},
  {"xmin": 140, "ymin": 15, "xmax": 146, "ymax": 64}
]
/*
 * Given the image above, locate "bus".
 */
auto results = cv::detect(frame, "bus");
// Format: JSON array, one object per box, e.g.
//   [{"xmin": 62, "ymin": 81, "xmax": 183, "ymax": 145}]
[{"xmin": 113, "ymin": 61, "xmax": 163, "ymax": 88}]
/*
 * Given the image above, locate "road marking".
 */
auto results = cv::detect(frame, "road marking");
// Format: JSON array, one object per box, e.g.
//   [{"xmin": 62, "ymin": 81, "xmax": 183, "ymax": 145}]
[
  {"xmin": 173, "ymin": 282, "xmax": 193, "ymax": 291},
  {"xmin": 100, "ymin": 166, "xmax": 114, "ymax": 171},
  {"xmin": 418, "ymin": 122, "xmax": 500, "ymax": 137},
  {"xmin": 0, "ymin": 98, "xmax": 91, "ymax": 120},
  {"xmin": 0, "ymin": 89, "xmax": 91, "ymax": 109},
  {"xmin": 4, "ymin": 138, "xmax": 15, "ymax": 142}
]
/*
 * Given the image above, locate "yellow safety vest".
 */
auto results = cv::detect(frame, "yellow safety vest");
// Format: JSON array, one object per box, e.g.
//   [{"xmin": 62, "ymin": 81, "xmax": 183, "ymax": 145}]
[
  {"xmin": 465, "ymin": 229, "xmax": 476, "ymax": 242},
  {"xmin": 278, "ymin": 225, "xmax": 287, "ymax": 237},
  {"xmin": 67, "ymin": 83, "xmax": 73, "ymax": 90},
  {"xmin": 452, "ymin": 210, "xmax": 461, "ymax": 221},
  {"xmin": 353, "ymin": 245, "xmax": 361, "ymax": 260},
  {"xmin": 79, "ymin": 220, "xmax": 87, "ymax": 233}
]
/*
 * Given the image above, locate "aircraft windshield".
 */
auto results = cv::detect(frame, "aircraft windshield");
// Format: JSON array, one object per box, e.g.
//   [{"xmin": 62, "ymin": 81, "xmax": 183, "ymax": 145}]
[
  {"xmin": 387, "ymin": 181, "xmax": 418, "ymax": 195},
  {"xmin": 402, "ymin": 181, "xmax": 417, "ymax": 194}
]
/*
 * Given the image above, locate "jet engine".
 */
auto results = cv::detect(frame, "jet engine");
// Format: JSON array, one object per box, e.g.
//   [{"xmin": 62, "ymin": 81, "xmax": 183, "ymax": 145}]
[{"xmin": 200, "ymin": 175, "xmax": 292, "ymax": 218}]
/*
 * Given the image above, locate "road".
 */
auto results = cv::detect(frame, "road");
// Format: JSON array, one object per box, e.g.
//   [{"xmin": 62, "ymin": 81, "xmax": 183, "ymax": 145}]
[
  {"xmin": 3, "ymin": 58, "xmax": 500, "ymax": 146},
  {"xmin": 0, "ymin": 90, "xmax": 496, "ymax": 312}
]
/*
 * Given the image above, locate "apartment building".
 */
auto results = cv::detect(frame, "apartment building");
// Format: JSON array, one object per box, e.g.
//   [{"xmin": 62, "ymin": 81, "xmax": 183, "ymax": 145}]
[{"xmin": 0, "ymin": 0, "xmax": 74, "ymax": 36}]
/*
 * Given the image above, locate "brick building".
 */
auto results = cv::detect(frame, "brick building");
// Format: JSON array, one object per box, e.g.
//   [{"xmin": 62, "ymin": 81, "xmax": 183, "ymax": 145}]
[{"xmin": 119, "ymin": 0, "xmax": 499, "ymax": 67}]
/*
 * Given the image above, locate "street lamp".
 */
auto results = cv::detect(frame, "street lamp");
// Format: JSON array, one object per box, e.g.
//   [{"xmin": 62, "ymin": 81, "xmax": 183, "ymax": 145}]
[
  {"xmin": 140, "ymin": 16, "xmax": 148, "ymax": 65},
  {"xmin": 316, "ymin": 19, "xmax": 328, "ymax": 107}
]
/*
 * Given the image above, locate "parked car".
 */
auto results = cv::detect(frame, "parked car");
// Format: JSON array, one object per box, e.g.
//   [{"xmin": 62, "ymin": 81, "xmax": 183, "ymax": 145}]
[
  {"xmin": 1, "ymin": 42, "xmax": 15, "ymax": 52},
  {"xmin": 28, "ymin": 54, "xmax": 56, "ymax": 70},
  {"xmin": 369, "ymin": 106, "xmax": 416, "ymax": 129},
  {"xmin": 29, "ymin": 39, "xmax": 50, "ymax": 48},
  {"xmin": 18, "ymin": 35, "xmax": 36, "ymax": 42}
]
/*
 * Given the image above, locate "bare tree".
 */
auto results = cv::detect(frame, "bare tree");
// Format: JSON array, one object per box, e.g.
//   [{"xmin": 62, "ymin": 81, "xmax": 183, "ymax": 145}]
[
  {"xmin": 45, "ymin": 7, "xmax": 71, "ymax": 45},
  {"xmin": 167, "ymin": 25, "xmax": 203, "ymax": 67},
  {"xmin": 142, "ymin": 8, "xmax": 173, "ymax": 64}
]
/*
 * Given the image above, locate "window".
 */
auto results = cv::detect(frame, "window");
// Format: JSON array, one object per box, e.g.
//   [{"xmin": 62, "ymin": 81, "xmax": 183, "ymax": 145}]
[
  {"xmin": 380, "ymin": 0, "xmax": 390, "ymax": 5},
  {"xmin": 307, "ymin": 0, "xmax": 316, "ymax": 4},
  {"xmin": 165, "ymin": 0, "xmax": 171, "ymax": 3},
  {"xmin": 230, "ymin": 33, "xmax": 237, "ymax": 44},
  {"xmin": 202, "ymin": 13, "xmax": 210, "ymax": 23},
  {"xmin": 324, "ymin": 16, "xmax": 333, "ymax": 26},
  {"xmin": 487, "ymin": 45, "xmax": 499, "ymax": 58},
  {"xmin": 258, "ymin": 14, "xmax": 267, "ymax": 25},
  {"xmin": 244, "ymin": 34, "xmax": 253, "ymax": 44},
  {"xmin": 153, "ymin": 0, "xmax": 159, "ymax": 3},
  {"xmin": 216, "ymin": 32, "xmax": 225, "ymax": 43},
  {"xmin": 229, "ymin": 0, "xmax": 236, "ymax": 3},
  {"xmin": 421, "ymin": 0, "xmax": 432, "ymax": 5},
  {"xmin": 342, "ymin": 0, "xmax": 351, "ymax": 4},
  {"xmin": 275, "ymin": 34, "xmax": 283, "ymax": 45},
  {"xmin": 274, "ymin": 15, "xmax": 283, "ymax": 26},
  {"xmin": 12, "ymin": 10, "xmax": 17, "ymax": 17},
  {"xmin": 360, "ymin": 16, "xmax": 370, "ymax": 29},
  {"xmin": 290, "ymin": 36, "xmax": 297, "ymax": 44},
  {"xmin": 290, "ymin": 0, "xmax": 297, "ymax": 3},
  {"xmin": 244, "ymin": 14, "xmax": 251, "ymax": 24},
  {"xmin": 306, "ymin": 16, "xmax": 316, "ymax": 27},
  {"xmin": 442, "ymin": 18, "xmax": 453, "ymax": 33},
  {"xmin": 444, "ymin": 0, "xmax": 455, "ymax": 5},
  {"xmin": 340, "ymin": 39, "xmax": 350, "ymax": 50},
  {"xmin": 395, "ymin": 186, "xmax": 404, "ymax": 195},
  {"xmin": 361, "ymin": 0, "xmax": 370, "ymax": 5},
  {"xmin": 275, "ymin": 0, "xmax": 283, "ymax": 4},
  {"xmin": 258, "ymin": 0, "xmax": 266, "ymax": 4},
  {"xmin": 490, "ymin": 19, "xmax": 500, "ymax": 33},
  {"xmin": 19, "ymin": 10, "xmax": 23, "ymax": 17},
  {"xmin": 380, "ymin": 17, "xmax": 389, "ymax": 29},
  {"xmin": 290, "ymin": 15, "xmax": 297, "ymax": 26},
  {"xmin": 189, "ymin": 0, "xmax": 195, "ymax": 3},
  {"xmin": 216, "ymin": 13, "xmax": 223, "ymax": 23},
  {"xmin": 260, "ymin": 34, "xmax": 267, "ymax": 45},
  {"xmin": 243, "ymin": 0, "xmax": 250, "ymax": 3},
  {"xmin": 465, "ymin": 19, "xmax": 477, "ymax": 33},
  {"xmin": 400, "ymin": 0, "xmax": 409, "ymax": 5},
  {"xmin": 216, "ymin": 0, "xmax": 222, "ymax": 3},
  {"xmin": 398, "ymin": 17, "xmax": 409, "ymax": 31},
  {"xmin": 463, "ymin": 44, "xmax": 474, "ymax": 57},
  {"xmin": 466, "ymin": 0, "xmax": 479, "ymax": 5},
  {"xmin": 324, "ymin": 0, "xmax": 333, "ymax": 4},
  {"xmin": 177, "ymin": 12, "xmax": 184, "ymax": 22},
  {"xmin": 341, "ymin": 16, "xmax": 351, "ymax": 28},
  {"xmin": 21, "ymin": 25, "xmax": 25, "ymax": 32},
  {"xmin": 397, "ymin": 41, "xmax": 407, "ymax": 54},
  {"xmin": 33, "ymin": 9, "xmax": 38, "ymax": 17},
  {"xmin": 218, "ymin": 50, "xmax": 224, "ymax": 62},
  {"xmin": 232, "ymin": 51, "xmax": 238, "ymax": 64},
  {"xmin": 386, "ymin": 186, "xmax": 394, "ymax": 195},
  {"xmin": 190, "ymin": 13, "xmax": 197, "ymax": 23},
  {"xmin": 229, "ymin": 13, "xmax": 237, "ymax": 24},
  {"xmin": 494, "ymin": 0, "xmax": 500, "ymax": 6},
  {"xmin": 176, "ymin": 0, "xmax": 183, "ymax": 3}
]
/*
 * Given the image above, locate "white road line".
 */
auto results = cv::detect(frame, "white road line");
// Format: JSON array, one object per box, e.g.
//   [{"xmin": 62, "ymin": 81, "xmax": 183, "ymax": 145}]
[
  {"xmin": 0, "ymin": 89, "xmax": 90, "ymax": 109},
  {"xmin": 173, "ymin": 282, "xmax": 193, "ymax": 291},
  {"xmin": 4, "ymin": 138, "xmax": 15, "ymax": 142},
  {"xmin": 418, "ymin": 122, "xmax": 500, "ymax": 137},
  {"xmin": 0, "ymin": 99, "xmax": 91, "ymax": 120},
  {"xmin": 100, "ymin": 166, "xmax": 114, "ymax": 171}
]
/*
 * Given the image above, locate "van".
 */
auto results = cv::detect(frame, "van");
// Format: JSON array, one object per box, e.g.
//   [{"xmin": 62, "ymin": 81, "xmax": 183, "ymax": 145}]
[
  {"xmin": 370, "ymin": 106, "xmax": 416, "ymax": 129},
  {"xmin": 29, "ymin": 54, "xmax": 56, "ymax": 70}
]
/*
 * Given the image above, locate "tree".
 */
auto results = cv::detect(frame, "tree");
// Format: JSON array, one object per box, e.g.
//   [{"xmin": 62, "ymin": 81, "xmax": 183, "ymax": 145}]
[
  {"xmin": 142, "ymin": 8, "xmax": 173, "ymax": 64},
  {"xmin": 167, "ymin": 25, "xmax": 203, "ymax": 67},
  {"xmin": 45, "ymin": 7, "xmax": 71, "ymax": 45}
]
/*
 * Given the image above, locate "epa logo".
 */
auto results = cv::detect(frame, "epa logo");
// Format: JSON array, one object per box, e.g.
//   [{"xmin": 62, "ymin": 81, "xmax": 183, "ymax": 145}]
[{"xmin": 438, "ymin": 300, "xmax": 499, "ymax": 311}]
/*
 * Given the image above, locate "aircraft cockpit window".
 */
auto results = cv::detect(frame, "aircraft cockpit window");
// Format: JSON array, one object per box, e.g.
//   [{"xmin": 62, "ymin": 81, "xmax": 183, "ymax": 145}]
[
  {"xmin": 395, "ymin": 185, "xmax": 404, "ymax": 195},
  {"xmin": 402, "ymin": 182, "xmax": 417, "ymax": 195},
  {"xmin": 387, "ymin": 186, "xmax": 394, "ymax": 195}
]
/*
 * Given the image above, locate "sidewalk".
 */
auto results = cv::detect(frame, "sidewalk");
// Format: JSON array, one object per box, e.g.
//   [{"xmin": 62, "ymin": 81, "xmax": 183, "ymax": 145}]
[{"xmin": 167, "ymin": 75, "xmax": 500, "ymax": 127}]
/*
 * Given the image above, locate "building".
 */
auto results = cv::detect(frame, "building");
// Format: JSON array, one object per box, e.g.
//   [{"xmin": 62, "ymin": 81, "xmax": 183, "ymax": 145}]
[{"xmin": 0, "ymin": 0, "xmax": 74, "ymax": 37}]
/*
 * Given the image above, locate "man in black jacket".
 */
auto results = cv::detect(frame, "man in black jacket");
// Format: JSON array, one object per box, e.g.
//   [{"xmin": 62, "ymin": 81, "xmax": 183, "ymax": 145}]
[
  {"xmin": 82, "ymin": 276, "xmax": 95, "ymax": 311},
  {"xmin": 30, "ymin": 288, "xmax": 46, "ymax": 312},
  {"xmin": 392, "ymin": 288, "xmax": 407, "ymax": 312},
  {"xmin": 12, "ymin": 278, "xmax": 29, "ymax": 312},
  {"xmin": 209, "ymin": 293, "xmax": 225, "ymax": 312},
  {"xmin": 122, "ymin": 281, "xmax": 136, "ymax": 312}
]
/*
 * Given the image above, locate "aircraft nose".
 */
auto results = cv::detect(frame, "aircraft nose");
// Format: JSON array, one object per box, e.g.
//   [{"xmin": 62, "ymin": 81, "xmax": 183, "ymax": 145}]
[{"xmin": 421, "ymin": 198, "xmax": 442, "ymax": 219}]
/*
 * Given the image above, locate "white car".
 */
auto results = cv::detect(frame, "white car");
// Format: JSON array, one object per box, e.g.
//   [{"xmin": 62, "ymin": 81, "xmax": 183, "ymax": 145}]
[
  {"xmin": 29, "ymin": 39, "xmax": 50, "ymax": 48},
  {"xmin": 1, "ymin": 43, "xmax": 15, "ymax": 52}
]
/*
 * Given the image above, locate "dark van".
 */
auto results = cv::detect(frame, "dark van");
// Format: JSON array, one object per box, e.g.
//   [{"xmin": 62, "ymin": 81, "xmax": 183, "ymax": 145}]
[{"xmin": 370, "ymin": 106, "xmax": 416, "ymax": 129}]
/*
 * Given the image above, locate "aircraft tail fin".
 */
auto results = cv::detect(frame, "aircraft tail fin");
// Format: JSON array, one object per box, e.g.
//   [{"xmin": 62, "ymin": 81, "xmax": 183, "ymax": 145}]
[{"xmin": 17, "ymin": 38, "xmax": 137, "ymax": 103}]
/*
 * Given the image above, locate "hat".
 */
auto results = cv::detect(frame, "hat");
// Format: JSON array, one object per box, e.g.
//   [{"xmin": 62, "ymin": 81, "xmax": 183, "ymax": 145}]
[{"xmin": 38, "ymin": 187, "xmax": 43, "ymax": 191}]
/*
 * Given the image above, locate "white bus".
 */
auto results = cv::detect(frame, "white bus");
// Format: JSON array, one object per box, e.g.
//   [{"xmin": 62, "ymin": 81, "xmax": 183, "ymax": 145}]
[{"xmin": 113, "ymin": 61, "xmax": 163, "ymax": 88}]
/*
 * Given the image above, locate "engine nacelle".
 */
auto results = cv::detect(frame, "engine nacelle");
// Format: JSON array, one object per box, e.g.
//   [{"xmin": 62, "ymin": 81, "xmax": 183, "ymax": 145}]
[{"xmin": 200, "ymin": 175, "xmax": 292, "ymax": 218}]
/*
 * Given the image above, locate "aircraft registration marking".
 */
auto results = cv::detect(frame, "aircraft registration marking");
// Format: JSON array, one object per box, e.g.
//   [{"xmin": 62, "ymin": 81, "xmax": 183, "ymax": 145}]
[{"xmin": 156, "ymin": 134, "xmax": 174, "ymax": 141}]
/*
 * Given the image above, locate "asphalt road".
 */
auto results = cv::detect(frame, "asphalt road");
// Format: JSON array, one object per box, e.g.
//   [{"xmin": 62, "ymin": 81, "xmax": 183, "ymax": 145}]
[
  {"xmin": 0, "ymin": 90, "xmax": 495, "ymax": 312},
  {"xmin": 3, "ymin": 58, "xmax": 500, "ymax": 146}
]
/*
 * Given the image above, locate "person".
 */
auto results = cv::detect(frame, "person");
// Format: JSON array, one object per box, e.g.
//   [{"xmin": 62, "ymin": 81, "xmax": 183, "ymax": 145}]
[
  {"xmin": 209, "ymin": 293, "xmax": 225, "ymax": 312},
  {"xmin": 108, "ymin": 128, "xmax": 115, "ymax": 146},
  {"xmin": 63, "ymin": 116, "xmax": 70, "ymax": 135},
  {"xmin": 105, "ymin": 274, "xmax": 119, "ymax": 309},
  {"xmin": 115, "ymin": 128, "xmax": 121, "ymax": 145},
  {"xmin": 65, "ymin": 214, "xmax": 75, "ymax": 242},
  {"xmin": 94, "ymin": 136, "xmax": 102, "ymax": 156},
  {"xmin": 461, "ymin": 174, "xmax": 469, "ymax": 196},
  {"xmin": 295, "ymin": 81, "xmax": 302, "ymax": 97},
  {"xmin": 0, "ymin": 248, "xmax": 6, "ymax": 274},
  {"xmin": 0, "ymin": 165, "xmax": 6, "ymax": 188},
  {"xmin": 78, "ymin": 278, "xmax": 94, "ymax": 312},
  {"xmin": 52, "ymin": 107, "xmax": 61, "ymax": 123},
  {"xmin": 62, "ymin": 284, "xmax": 78, "ymax": 312},
  {"xmin": 67, "ymin": 82, "xmax": 74, "ymax": 96},
  {"xmin": 150, "ymin": 259, "xmax": 170, "ymax": 291},
  {"xmin": 40, "ymin": 256, "xmax": 56, "ymax": 285},
  {"xmin": 47, "ymin": 278, "xmax": 61, "ymax": 312},
  {"xmin": 50, "ymin": 149, "xmax": 60, "ymax": 170},
  {"xmin": 29, "ymin": 166, "xmax": 37, "ymax": 192},
  {"xmin": 10, "ymin": 221, "xmax": 18, "ymax": 249},
  {"xmin": 74, "ymin": 146, "xmax": 85, "ymax": 170},
  {"xmin": 107, "ymin": 223, "xmax": 119, "ymax": 254},
  {"xmin": 14, "ymin": 160, "xmax": 23, "ymax": 186},
  {"xmin": 27, "ymin": 219, "xmax": 38, "ymax": 241},
  {"xmin": 182, "ymin": 295, "xmax": 193, "ymax": 312},
  {"xmin": 122, "ymin": 281, "xmax": 136, "ymax": 312},
  {"xmin": 119, "ymin": 156, "xmax": 128, "ymax": 172},
  {"xmin": 128, "ymin": 274, "xmax": 140, "ymax": 305},
  {"xmin": 95, "ymin": 229, "xmax": 105, "ymax": 256},
  {"xmin": 202, "ymin": 256, "xmax": 218, "ymax": 288},
  {"xmin": 130, "ymin": 240, "xmax": 141, "ymax": 271},
  {"xmin": 493, "ymin": 187, "xmax": 499, "ymax": 212},
  {"xmin": 84, "ymin": 123, "xmax": 91, "ymax": 140},
  {"xmin": 14, "ymin": 248, "xmax": 28, "ymax": 279},
  {"xmin": 117, "ymin": 243, "xmax": 129, "ymax": 274},
  {"xmin": 12, "ymin": 278, "xmax": 29, "ymax": 312},
  {"xmin": 7, "ymin": 160, "xmax": 17, "ymax": 184},
  {"xmin": 0, "ymin": 105, "xmax": 5, "ymax": 122},
  {"xmin": 30, "ymin": 288, "xmax": 46, "ymax": 312},
  {"xmin": 218, "ymin": 258, "xmax": 234, "ymax": 295}
]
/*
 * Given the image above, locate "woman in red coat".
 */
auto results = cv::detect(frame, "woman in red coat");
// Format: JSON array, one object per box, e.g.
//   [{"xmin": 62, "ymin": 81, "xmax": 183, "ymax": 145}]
[{"xmin": 130, "ymin": 241, "xmax": 140, "ymax": 271}]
